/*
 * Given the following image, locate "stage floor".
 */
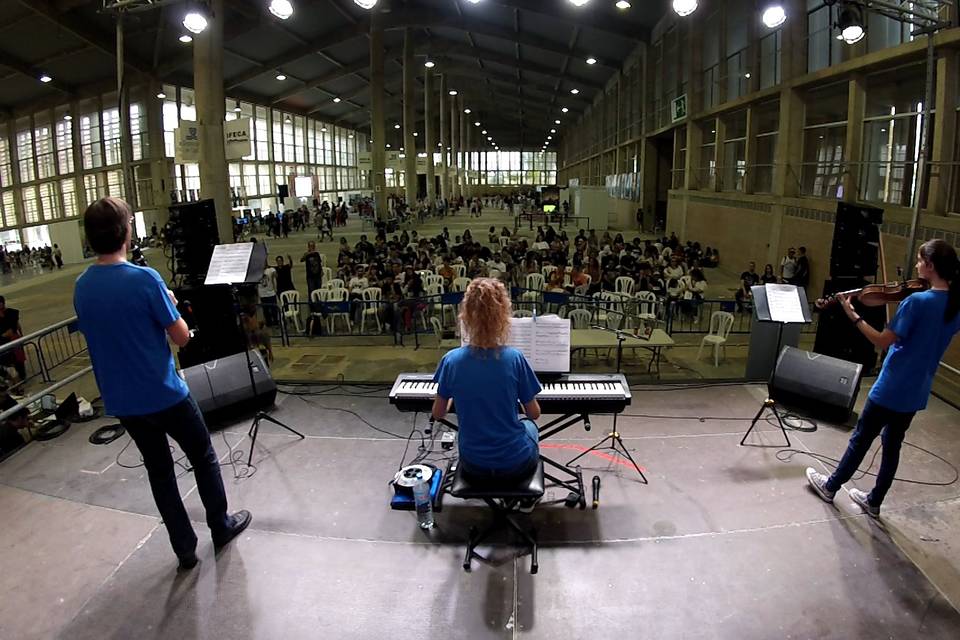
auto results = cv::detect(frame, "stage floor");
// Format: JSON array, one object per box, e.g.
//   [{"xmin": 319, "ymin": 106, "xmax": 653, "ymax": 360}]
[{"xmin": 2, "ymin": 382, "xmax": 959, "ymax": 639}]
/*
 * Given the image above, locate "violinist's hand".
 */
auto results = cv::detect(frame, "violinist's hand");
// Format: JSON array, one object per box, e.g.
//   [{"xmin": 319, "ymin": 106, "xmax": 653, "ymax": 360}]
[{"xmin": 838, "ymin": 294, "xmax": 858, "ymax": 321}]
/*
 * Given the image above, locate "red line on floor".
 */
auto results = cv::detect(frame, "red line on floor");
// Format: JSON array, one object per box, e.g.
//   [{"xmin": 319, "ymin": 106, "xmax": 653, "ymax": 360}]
[{"xmin": 541, "ymin": 443, "xmax": 646, "ymax": 471}]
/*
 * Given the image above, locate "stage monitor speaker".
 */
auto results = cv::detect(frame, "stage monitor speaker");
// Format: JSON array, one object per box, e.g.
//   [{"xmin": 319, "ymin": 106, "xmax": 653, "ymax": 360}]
[
  {"xmin": 174, "ymin": 285, "xmax": 248, "ymax": 368},
  {"xmin": 770, "ymin": 346, "xmax": 863, "ymax": 423},
  {"xmin": 181, "ymin": 350, "xmax": 277, "ymax": 417}
]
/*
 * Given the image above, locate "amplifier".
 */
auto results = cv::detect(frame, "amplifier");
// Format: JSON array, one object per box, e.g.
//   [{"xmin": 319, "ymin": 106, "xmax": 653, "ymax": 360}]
[
  {"xmin": 770, "ymin": 346, "xmax": 863, "ymax": 423},
  {"xmin": 181, "ymin": 350, "xmax": 277, "ymax": 416}
]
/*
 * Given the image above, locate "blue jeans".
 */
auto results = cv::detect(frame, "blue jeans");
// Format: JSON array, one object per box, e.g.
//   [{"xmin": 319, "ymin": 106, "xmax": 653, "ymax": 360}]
[
  {"xmin": 825, "ymin": 398, "xmax": 915, "ymax": 507},
  {"xmin": 460, "ymin": 419, "xmax": 540, "ymax": 483},
  {"xmin": 120, "ymin": 396, "xmax": 232, "ymax": 559}
]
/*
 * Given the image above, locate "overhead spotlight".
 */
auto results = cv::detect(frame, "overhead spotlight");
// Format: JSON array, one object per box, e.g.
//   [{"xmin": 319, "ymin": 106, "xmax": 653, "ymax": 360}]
[
  {"xmin": 547, "ymin": 136, "xmax": 552, "ymax": 140},
  {"xmin": 555, "ymin": 119, "xmax": 561, "ymax": 124},
  {"xmin": 466, "ymin": 0, "xmax": 482, "ymax": 4},
  {"xmin": 570, "ymin": 88, "xmax": 580, "ymax": 94},
  {"xmin": 276, "ymin": 73, "xmax": 287, "ymax": 80},
  {"xmin": 321, "ymin": 126, "xmax": 327, "ymax": 132},
  {"xmin": 284, "ymin": 115, "xmax": 292, "ymax": 123},
  {"xmin": 615, "ymin": 0, "xmax": 631, "ymax": 8},
  {"xmin": 464, "ymin": 108, "xmax": 471, "ymax": 114},
  {"xmin": 39, "ymin": 74, "xmax": 52, "ymax": 83},
  {"xmin": 353, "ymin": 0, "xmax": 378, "ymax": 9},
  {"xmin": 561, "ymin": 107, "xmax": 569, "ymax": 113},
  {"xmin": 398, "ymin": 153, "xmax": 406, "ymax": 159},
  {"xmin": 333, "ymin": 97, "xmax": 341, "ymax": 103},
  {"xmin": 394, "ymin": 123, "xmax": 401, "ymax": 129},
  {"xmin": 838, "ymin": 2, "xmax": 865, "ymax": 44},
  {"xmin": 179, "ymin": 34, "xmax": 193, "ymax": 43},
  {"xmin": 550, "ymin": 128, "xmax": 556, "ymax": 133},
  {"xmin": 449, "ymin": 89, "xmax": 458, "ymax": 96},
  {"xmin": 487, "ymin": 136, "xmax": 492, "ymax": 140},
  {"xmin": 474, "ymin": 121, "xmax": 480, "ymax": 126},
  {"xmin": 182, "ymin": 5, "xmax": 209, "ymax": 34},
  {"xmin": 424, "ymin": 60, "xmax": 435, "ymax": 68},
  {"xmin": 744, "ymin": 72, "xmax": 751, "ymax": 79},
  {"xmin": 586, "ymin": 57, "xmax": 597, "ymax": 65},
  {"xmin": 568, "ymin": 0, "xmax": 591, "ymax": 6},
  {"xmin": 348, "ymin": 133, "xmax": 354, "ymax": 138},
  {"xmin": 672, "ymin": 0, "xmax": 698, "ymax": 17},
  {"xmin": 268, "ymin": 0, "xmax": 294, "ymax": 20},
  {"xmin": 413, "ymin": 132, "xmax": 419, "ymax": 137},
  {"xmin": 157, "ymin": 91, "xmax": 166, "ymax": 99},
  {"xmin": 481, "ymin": 130, "xmax": 487, "ymax": 134},
  {"xmin": 417, "ymin": 152, "xmax": 427, "ymax": 158},
  {"xmin": 386, "ymin": 143, "xmax": 391, "ymax": 148},
  {"xmin": 64, "ymin": 114, "xmax": 72, "ymax": 121},
  {"xmin": 761, "ymin": 5, "xmax": 786, "ymax": 28},
  {"xmin": 233, "ymin": 101, "xmax": 241, "ymax": 113}
]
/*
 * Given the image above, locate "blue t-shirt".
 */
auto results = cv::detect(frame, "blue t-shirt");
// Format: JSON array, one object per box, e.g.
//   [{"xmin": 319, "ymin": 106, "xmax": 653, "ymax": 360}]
[
  {"xmin": 434, "ymin": 346, "xmax": 542, "ymax": 471},
  {"xmin": 74, "ymin": 263, "xmax": 189, "ymax": 417},
  {"xmin": 869, "ymin": 290, "xmax": 960, "ymax": 413}
]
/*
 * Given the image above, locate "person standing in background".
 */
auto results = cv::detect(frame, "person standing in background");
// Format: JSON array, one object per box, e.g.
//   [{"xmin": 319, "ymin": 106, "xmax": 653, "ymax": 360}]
[
  {"xmin": 258, "ymin": 261, "xmax": 278, "ymax": 327},
  {"xmin": 301, "ymin": 241, "xmax": 324, "ymax": 297},
  {"xmin": 795, "ymin": 246, "xmax": 810, "ymax": 289}
]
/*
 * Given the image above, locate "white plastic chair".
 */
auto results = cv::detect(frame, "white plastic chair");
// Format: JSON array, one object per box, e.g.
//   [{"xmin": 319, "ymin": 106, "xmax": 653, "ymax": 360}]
[
  {"xmin": 697, "ymin": 311, "xmax": 735, "ymax": 367},
  {"xmin": 360, "ymin": 287, "xmax": 382, "ymax": 333},
  {"xmin": 526, "ymin": 273, "xmax": 545, "ymax": 291},
  {"xmin": 513, "ymin": 309, "xmax": 533, "ymax": 318},
  {"xmin": 615, "ymin": 276, "xmax": 636, "ymax": 296},
  {"xmin": 451, "ymin": 277, "xmax": 471, "ymax": 292},
  {"xmin": 325, "ymin": 288, "xmax": 353, "ymax": 334},
  {"xmin": 541, "ymin": 265, "xmax": 558, "ymax": 281},
  {"xmin": 425, "ymin": 274, "xmax": 444, "ymax": 289},
  {"xmin": 321, "ymin": 266, "xmax": 333, "ymax": 285},
  {"xmin": 452, "ymin": 264, "xmax": 467, "ymax": 278},
  {"xmin": 567, "ymin": 308, "xmax": 592, "ymax": 329},
  {"xmin": 279, "ymin": 290, "xmax": 302, "ymax": 333},
  {"xmin": 498, "ymin": 236, "xmax": 510, "ymax": 249},
  {"xmin": 636, "ymin": 290, "xmax": 659, "ymax": 322},
  {"xmin": 325, "ymin": 278, "xmax": 345, "ymax": 291}
]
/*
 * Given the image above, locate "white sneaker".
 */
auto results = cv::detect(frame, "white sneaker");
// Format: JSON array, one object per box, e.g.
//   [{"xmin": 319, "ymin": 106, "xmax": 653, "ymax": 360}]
[
  {"xmin": 806, "ymin": 467, "xmax": 836, "ymax": 503},
  {"xmin": 849, "ymin": 489, "xmax": 880, "ymax": 519}
]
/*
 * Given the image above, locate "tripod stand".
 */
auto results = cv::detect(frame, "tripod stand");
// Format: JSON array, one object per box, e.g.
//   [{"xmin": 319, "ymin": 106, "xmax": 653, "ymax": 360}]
[{"xmin": 567, "ymin": 325, "xmax": 648, "ymax": 483}]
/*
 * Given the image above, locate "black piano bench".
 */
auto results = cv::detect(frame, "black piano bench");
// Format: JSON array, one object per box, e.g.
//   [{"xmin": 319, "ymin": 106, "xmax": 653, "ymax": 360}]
[{"xmin": 450, "ymin": 462, "xmax": 545, "ymax": 574}]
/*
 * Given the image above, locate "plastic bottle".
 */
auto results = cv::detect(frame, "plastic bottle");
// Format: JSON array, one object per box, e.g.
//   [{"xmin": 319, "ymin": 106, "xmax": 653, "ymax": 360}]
[{"xmin": 412, "ymin": 475, "xmax": 434, "ymax": 530}]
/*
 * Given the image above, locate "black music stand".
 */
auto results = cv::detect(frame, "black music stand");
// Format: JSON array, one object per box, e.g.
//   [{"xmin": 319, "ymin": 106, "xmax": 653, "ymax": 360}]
[
  {"xmin": 566, "ymin": 325, "xmax": 647, "ymax": 482},
  {"xmin": 740, "ymin": 284, "xmax": 812, "ymax": 448},
  {"xmin": 204, "ymin": 242, "xmax": 304, "ymax": 464}
]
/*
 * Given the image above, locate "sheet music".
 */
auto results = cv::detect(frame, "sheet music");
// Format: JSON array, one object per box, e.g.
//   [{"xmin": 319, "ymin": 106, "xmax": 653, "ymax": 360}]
[
  {"xmin": 204, "ymin": 243, "xmax": 254, "ymax": 285},
  {"xmin": 461, "ymin": 315, "xmax": 571, "ymax": 372},
  {"xmin": 765, "ymin": 283, "xmax": 806, "ymax": 323}
]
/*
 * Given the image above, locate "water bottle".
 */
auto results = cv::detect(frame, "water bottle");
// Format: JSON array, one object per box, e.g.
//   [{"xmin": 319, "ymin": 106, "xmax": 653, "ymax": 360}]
[{"xmin": 412, "ymin": 475, "xmax": 434, "ymax": 530}]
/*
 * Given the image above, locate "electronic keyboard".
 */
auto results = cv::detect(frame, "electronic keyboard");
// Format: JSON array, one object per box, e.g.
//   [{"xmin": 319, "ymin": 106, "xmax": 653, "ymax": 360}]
[{"xmin": 389, "ymin": 372, "xmax": 631, "ymax": 415}]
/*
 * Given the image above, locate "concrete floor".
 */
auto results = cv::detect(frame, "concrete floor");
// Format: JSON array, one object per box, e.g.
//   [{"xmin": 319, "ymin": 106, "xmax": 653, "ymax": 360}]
[{"xmin": 1, "ymin": 381, "xmax": 959, "ymax": 639}]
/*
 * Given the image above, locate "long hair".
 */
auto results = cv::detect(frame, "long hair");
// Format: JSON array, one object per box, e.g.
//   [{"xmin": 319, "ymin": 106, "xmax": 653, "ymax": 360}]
[
  {"xmin": 460, "ymin": 278, "xmax": 512, "ymax": 350},
  {"xmin": 918, "ymin": 239, "xmax": 960, "ymax": 321}
]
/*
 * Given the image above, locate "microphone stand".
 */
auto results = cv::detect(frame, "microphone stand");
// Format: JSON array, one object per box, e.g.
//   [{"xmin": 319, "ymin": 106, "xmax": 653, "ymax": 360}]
[{"xmin": 566, "ymin": 324, "xmax": 647, "ymax": 483}]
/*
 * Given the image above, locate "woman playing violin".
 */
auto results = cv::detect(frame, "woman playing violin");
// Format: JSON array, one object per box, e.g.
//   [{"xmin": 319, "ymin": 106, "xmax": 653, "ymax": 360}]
[{"xmin": 807, "ymin": 239, "xmax": 960, "ymax": 518}]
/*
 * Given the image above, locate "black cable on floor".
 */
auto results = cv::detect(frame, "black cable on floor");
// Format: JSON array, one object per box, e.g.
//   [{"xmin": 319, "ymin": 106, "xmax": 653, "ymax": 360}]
[
  {"xmin": 282, "ymin": 391, "xmax": 406, "ymax": 438},
  {"xmin": 776, "ymin": 442, "xmax": 959, "ymax": 487}
]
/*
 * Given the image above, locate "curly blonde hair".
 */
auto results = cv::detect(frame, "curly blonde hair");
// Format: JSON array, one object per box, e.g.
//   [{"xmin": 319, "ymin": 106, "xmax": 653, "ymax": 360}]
[{"xmin": 460, "ymin": 277, "xmax": 512, "ymax": 349}]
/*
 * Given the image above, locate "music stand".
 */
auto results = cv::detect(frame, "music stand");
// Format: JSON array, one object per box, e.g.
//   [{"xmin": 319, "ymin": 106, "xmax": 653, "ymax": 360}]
[
  {"xmin": 740, "ymin": 284, "xmax": 812, "ymax": 448},
  {"xmin": 566, "ymin": 324, "xmax": 648, "ymax": 482},
  {"xmin": 204, "ymin": 242, "xmax": 304, "ymax": 464}
]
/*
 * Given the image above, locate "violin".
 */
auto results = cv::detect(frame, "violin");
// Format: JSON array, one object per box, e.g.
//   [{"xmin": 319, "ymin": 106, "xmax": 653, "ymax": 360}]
[{"xmin": 815, "ymin": 279, "xmax": 928, "ymax": 309}]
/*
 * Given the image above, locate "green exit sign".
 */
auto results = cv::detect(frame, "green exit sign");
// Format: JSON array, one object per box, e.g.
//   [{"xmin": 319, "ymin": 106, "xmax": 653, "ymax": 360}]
[{"xmin": 671, "ymin": 94, "xmax": 687, "ymax": 122}]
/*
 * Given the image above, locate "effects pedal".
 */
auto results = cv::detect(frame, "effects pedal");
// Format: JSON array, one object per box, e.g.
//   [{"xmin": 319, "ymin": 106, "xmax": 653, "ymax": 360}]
[{"xmin": 440, "ymin": 431, "xmax": 455, "ymax": 450}]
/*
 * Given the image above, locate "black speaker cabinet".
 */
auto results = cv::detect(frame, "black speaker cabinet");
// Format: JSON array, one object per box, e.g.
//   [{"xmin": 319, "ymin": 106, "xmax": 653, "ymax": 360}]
[
  {"xmin": 181, "ymin": 350, "xmax": 277, "ymax": 417},
  {"xmin": 770, "ymin": 346, "xmax": 863, "ymax": 423},
  {"xmin": 829, "ymin": 202, "xmax": 883, "ymax": 279},
  {"xmin": 813, "ymin": 278, "xmax": 885, "ymax": 375}
]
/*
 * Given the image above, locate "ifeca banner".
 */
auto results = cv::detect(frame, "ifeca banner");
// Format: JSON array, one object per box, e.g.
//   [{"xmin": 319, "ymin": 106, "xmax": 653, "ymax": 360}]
[{"xmin": 224, "ymin": 118, "xmax": 252, "ymax": 160}]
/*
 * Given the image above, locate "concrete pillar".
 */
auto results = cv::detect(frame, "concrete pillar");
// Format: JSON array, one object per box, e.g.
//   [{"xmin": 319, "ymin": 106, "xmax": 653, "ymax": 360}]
[
  {"xmin": 69, "ymin": 100, "xmax": 86, "ymax": 215},
  {"xmin": 464, "ymin": 114, "xmax": 471, "ymax": 199},
  {"xmin": 684, "ymin": 121, "xmax": 702, "ymax": 191},
  {"xmin": 780, "ymin": 0, "xmax": 807, "ymax": 82},
  {"xmin": 929, "ymin": 51, "xmax": 958, "ymax": 214},
  {"xmin": 402, "ymin": 29, "xmax": 417, "ymax": 205},
  {"xmin": 743, "ymin": 106, "xmax": 758, "ymax": 194},
  {"xmin": 193, "ymin": 0, "xmax": 233, "ymax": 244},
  {"xmin": 145, "ymin": 81, "xmax": 172, "ymax": 231},
  {"xmin": 843, "ymin": 74, "xmax": 866, "ymax": 202},
  {"xmin": 450, "ymin": 92, "xmax": 459, "ymax": 200},
  {"xmin": 5, "ymin": 123, "xmax": 25, "ymax": 232},
  {"xmin": 773, "ymin": 87, "xmax": 804, "ymax": 197},
  {"xmin": 458, "ymin": 96, "xmax": 466, "ymax": 199},
  {"xmin": 370, "ymin": 13, "xmax": 387, "ymax": 219},
  {"xmin": 439, "ymin": 74, "xmax": 448, "ymax": 201},
  {"xmin": 424, "ymin": 67, "xmax": 435, "ymax": 205}
]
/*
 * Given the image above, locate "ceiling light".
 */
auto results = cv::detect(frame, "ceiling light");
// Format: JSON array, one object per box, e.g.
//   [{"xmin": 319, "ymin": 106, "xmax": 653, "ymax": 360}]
[
  {"xmin": 547, "ymin": 136, "xmax": 552, "ymax": 140},
  {"xmin": 321, "ymin": 126, "xmax": 327, "ymax": 132},
  {"xmin": 157, "ymin": 92, "xmax": 166, "ymax": 99},
  {"xmin": 838, "ymin": 2, "xmax": 865, "ymax": 44},
  {"xmin": 268, "ymin": 0, "xmax": 294, "ymax": 20},
  {"xmin": 761, "ymin": 5, "xmax": 786, "ymax": 28},
  {"xmin": 413, "ymin": 132, "xmax": 418, "ymax": 136},
  {"xmin": 284, "ymin": 115, "xmax": 292, "ymax": 123},
  {"xmin": 424, "ymin": 60, "xmax": 435, "ymax": 68},
  {"xmin": 570, "ymin": 88, "xmax": 579, "ymax": 95},
  {"xmin": 561, "ymin": 107, "xmax": 569, "ymax": 113},
  {"xmin": 64, "ymin": 114, "xmax": 72, "ymax": 121},
  {"xmin": 474, "ymin": 121, "xmax": 480, "ymax": 126},
  {"xmin": 616, "ymin": 1, "xmax": 631, "ymax": 9},
  {"xmin": 182, "ymin": 9, "xmax": 208, "ymax": 34},
  {"xmin": 555, "ymin": 119, "xmax": 561, "ymax": 124},
  {"xmin": 586, "ymin": 57, "xmax": 597, "ymax": 65},
  {"xmin": 464, "ymin": 108, "xmax": 471, "ymax": 114},
  {"xmin": 350, "ymin": 133, "xmax": 354, "ymax": 138},
  {"xmin": 449, "ymin": 89, "xmax": 458, "ymax": 96},
  {"xmin": 744, "ymin": 72, "xmax": 751, "ymax": 78},
  {"xmin": 672, "ymin": 0, "xmax": 698, "ymax": 17},
  {"xmin": 333, "ymin": 97, "xmax": 341, "ymax": 103},
  {"xmin": 568, "ymin": 0, "xmax": 591, "ymax": 6},
  {"xmin": 353, "ymin": 0, "xmax": 378, "ymax": 8},
  {"xmin": 487, "ymin": 136, "xmax": 492, "ymax": 141},
  {"xmin": 179, "ymin": 34, "xmax": 193, "ymax": 43},
  {"xmin": 39, "ymin": 74, "xmax": 52, "ymax": 83},
  {"xmin": 550, "ymin": 128, "xmax": 556, "ymax": 133},
  {"xmin": 418, "ymin": 152, "xmax": 427, "ymax": 157},
  {"xmin": 276, "ymin": 73, "xmax": 287, "ymax": 80},
  {"xmin": 233, "ymin": 101, "xmax": 241, "ymax": 113},
  {"xmin": 466, "ymin": 0, "xmax": 482, "ymax": 4},
  {"xmin": 481, "ymin": 130, "xmax": 487, "ymax": 134},
  {"xmin": 398, "ymin": 153, "xmax": 406, "ymax": 159},
  {"xmin": 386, "ymin": 143, "xmax": 391, "ymax": 148},
  {"xmin": 394, "ymin": 123, "xmax": 401, "ymax": 129}
]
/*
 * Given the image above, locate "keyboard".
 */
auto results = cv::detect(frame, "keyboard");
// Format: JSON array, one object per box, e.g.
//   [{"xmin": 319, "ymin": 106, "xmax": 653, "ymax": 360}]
[{"xmin": 389, "ymin": 372, "xmax": 631, "ymax": 415}]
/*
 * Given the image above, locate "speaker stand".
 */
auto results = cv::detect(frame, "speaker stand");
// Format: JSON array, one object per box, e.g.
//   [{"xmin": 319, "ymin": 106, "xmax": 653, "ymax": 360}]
[
  {"xmin": 740, "ymin": 398, "xmax": 790, "ymax": 448},
  {"xmin": 247, "ymin": 411, "xmax": 305, "ymax": 466}
]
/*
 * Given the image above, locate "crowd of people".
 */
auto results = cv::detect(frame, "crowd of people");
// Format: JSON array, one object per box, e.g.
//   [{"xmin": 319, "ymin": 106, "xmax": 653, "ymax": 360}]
[
  {"xmin": 0, "ymin": 245, "xmax": 63, "ymax": 273},
  {"xmin": 735, "ymin": 246, "xmax": 811, "ymax": 311}
]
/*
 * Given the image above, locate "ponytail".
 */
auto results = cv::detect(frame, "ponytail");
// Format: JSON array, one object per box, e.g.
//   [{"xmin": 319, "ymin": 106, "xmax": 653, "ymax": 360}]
[{"xmin": 918, "ymin": 239, "xmax": 960, "ymax": 321}]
